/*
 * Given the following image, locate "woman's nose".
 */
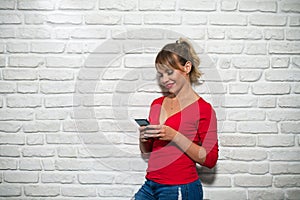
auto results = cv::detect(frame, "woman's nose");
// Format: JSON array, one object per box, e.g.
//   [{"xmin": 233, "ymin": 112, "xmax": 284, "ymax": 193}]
[{"xmin": 161, "ymin": 74, "xmax": 169, "ymax": 83}]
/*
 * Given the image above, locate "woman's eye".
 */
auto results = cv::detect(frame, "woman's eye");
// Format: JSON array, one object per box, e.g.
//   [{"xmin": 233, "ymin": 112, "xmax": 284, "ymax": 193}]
[
  {"xmin": 157, "ymin": 73, "xmax": 163, "ymax": 77},
  {"xmin": 167, "ymin": 70, "xmax": 173, "ymax": 75}
]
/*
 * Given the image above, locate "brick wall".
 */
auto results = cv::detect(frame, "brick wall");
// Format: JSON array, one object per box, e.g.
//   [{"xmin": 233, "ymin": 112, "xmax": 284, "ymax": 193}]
[{"xmin": 0, "ymin": 0, "xmax": 299, "ymax": 199}]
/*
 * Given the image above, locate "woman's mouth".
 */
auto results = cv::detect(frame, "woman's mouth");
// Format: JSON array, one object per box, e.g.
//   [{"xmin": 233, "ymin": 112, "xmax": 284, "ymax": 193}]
[{"xmin": 165, "ymin": 83, "xmax": 174, "ymax": 89}]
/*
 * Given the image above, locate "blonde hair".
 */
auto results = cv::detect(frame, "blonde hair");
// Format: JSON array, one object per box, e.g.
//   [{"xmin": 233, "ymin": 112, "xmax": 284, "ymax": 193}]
[{"xmin": 155, "ymin": 38, "xmax": 202, "ymax": 84}]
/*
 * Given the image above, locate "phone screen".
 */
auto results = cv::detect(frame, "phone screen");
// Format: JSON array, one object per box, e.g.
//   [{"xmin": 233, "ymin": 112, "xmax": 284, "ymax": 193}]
[{"xmin": 135, "ymin": 119, "xmax": 150, "ymax": 126}]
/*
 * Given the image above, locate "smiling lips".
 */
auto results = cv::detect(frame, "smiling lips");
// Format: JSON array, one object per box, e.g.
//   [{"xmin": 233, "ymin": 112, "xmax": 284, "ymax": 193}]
[{"xmin": 165, "ymin": 83, "xmax": 174, "ymax": 89}]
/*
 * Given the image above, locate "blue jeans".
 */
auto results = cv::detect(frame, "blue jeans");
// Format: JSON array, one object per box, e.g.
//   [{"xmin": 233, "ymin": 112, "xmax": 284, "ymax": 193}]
[{"xmin": 134, "ymin": 179, "xmax": 203, "ymax": 200}]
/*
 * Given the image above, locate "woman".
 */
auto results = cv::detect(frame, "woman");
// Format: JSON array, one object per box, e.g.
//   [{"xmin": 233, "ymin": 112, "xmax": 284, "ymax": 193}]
[{"xmin": 134, "ymin": 38, "xmax": 218, "ymax": 200}]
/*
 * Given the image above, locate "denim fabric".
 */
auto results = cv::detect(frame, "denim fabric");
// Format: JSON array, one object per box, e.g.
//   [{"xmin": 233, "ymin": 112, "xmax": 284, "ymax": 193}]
[{"xmin": 134, "ymin": 179, "xmax": 203, "ymax": 200}]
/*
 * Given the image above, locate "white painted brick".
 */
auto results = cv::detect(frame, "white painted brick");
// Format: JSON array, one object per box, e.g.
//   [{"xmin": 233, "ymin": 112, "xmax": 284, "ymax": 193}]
[
  {"xmin": 40, "ymin": 81, "xmax": 75, "ymax": 94},
  {"xmin": 0, "ymin": 133, "xmax": 24, "ymax": 145},
  {"xmin": 237, "ymin": 121, "xmax": 278, "ymax": 133},
  {"xmin": 23, "ymin": 121, "xmax": 60, "ymax": 133},
  {"xmin": 223, "ymin": 148, "xmax": 268, "ymax": 161},
  {"xmin": 85, "ymin": 14, "xmax": 122, "ymax": 25},
  {"xmin": 26, "ymin": 134, "xmax": 44, "ymax": 145},
  {"xmin": 221, "ymin": 0, "xmax": 238, "ymax": 11},
  {"xmin": 98, "ymin": 185, "xmax": 134, "ymax": 197},
  {"xmin": 182, "ymin": 13, "xmax": 207, "ymax": 25},
  {"xmin": 239, "ymin": 70, "xmax": 263, "ymax": 82},
  {"xmin": 206, "ymin": 188, "xmax": 247, "ymax": 200},
  {"xmin": 0, "ymin": 27, "xmax": 15, "ymax": 38},
  {"xmin": 22, "ymin": 147, "xmax": 56, "ymax": 157},
  {"xmin": 58, "ymin": 146, "xmax": 77, "ymax": 157},
  {"xmin": 219, "ymin": 134, "xmax": 256, "ymax": 147},
  {"xmin": 222, "ymin": 95, "xmax": 257, "ymax": 108},
  {"xmin": 4, "ymin": 171, "xmax": 39, "ymax": 183},
  {"xmin": 290, "ymin": 16, "xmax": 300, "ymax": 27},
  {"xmin": 36, "ymin": 108, "xmax": 69, "ymax": 120},
  {"xmin": 144, "ymin": 13, "xmax": 181, "ymax": 25},
  {"xmin": 124, "ymin": 13, "xmax": 143, "ymax": 25},
  {"xmin": 179, "ymin": 0, "xmax": 217, "ymax": 11},
  {"xmin": 24, "ymin": 13, "xmax": 47, "ymax": 24},
  {"xmin": 269, "ymin": 42, "xmax": 300, "ymax": 54},
  {"xmin": 9, "ymin": 55, "xmax": 44, "ymax": 67},
  {"xmin": 78, "ymin": 173, "xmax": 114, "ymax": 184},
  {"xmin": 45, "ymin": 95, "xmax": 79, "ymax": 108},
  {"xmin": 228, "ymin": 28, "xmax": 263, "ymax": 40},
  {"xmin": 139, "ymin": 0, "xmax": 175, "ymax": 11},
  {"xmin": 270, "ymin": 162, "xmax": 300, "ymax": 175},
  {"xmin": 7, "ymin": 95, "xmax": 42, "ymax": 108},
  {"xmin": 127, "ymin": 28, "xmax": 164, "ymax": 39},
  {"xmin": 266, "ymin": 69, "xmax": 300, "ymax": 81},
  {"xmin": 269, "ymin": 149, "xmax": 300, "ymax": 161},
  {"xmin": 18, "ymin": 0, "xmax": 55, "ymax": 10},
  {"xmin": 46, "ymin": 133, "xmax": 81, "ymax": 144},
  {"xmin": 278, "ymin": 96, "xmax": 300, "ymax": 108},
  {"xmin": 0, "ymin": 146, "xmax": 19, "ymax": 157},
  {"xmin": 41, "ymin": 172, "xmax": 76, "ymax": 183},
  {"xmin": 99, "ymin": 0, "xmax": 137, "ymax": 11},
  {"xmin": 41, "ymin": 159, "xmax": 55, "ymax": 171},
  {"xmin": 207, "ymin": 41, "xmax": 244, "ymax": 54},
  {"xmin": 286, "ymin": 189, "xmax": 300, "ymax": 200},
  {"xmin": 227, "ymin": 109, "xmax": 265, "ymax": 121},
  {"xmin": 239, "ymin": 1, "xmax": 277, "ymax": 12},
  {"xmin": 47, "ymin": 14, "xmax": 82, "ymax": 24},
  {"xmin": 19, "ymin": 158, "xmax": 42, "ymax": 170},
  {"xmin": 234, "ymin": 175, "xmax": 272, "ymax": 187},
  {"xmin": 24, "ymin": 185, "xmax": 60, "ymax": 197},
  {"xmin": 286, "ymin": 29, "xmax": 300, "ymax": 40},
  {"xmin": 229, "ymin": 83, "xmax": 249, "ymax": 94},
  {"xmin": 250, "ymin": 14, "xmax": 287, "ymax": 26},
  {"xmin": 115, "ymin": 172, "xmax": 145, "ymax": 184},
  {"xmin": 61, "ymin": 185, "xmax": 97, "ymax": 197},
  {"xmin": 0, "ymin": 122, "xmax": 22, "ymax": 132},
  {"xmin": 58, "ymin": 0, "xmax": 95, "ymax": 10},
  {"xmin": 168, "ymin": 26, "xmax": 206, "ymax": 40},
  {"xmin": 210, "ymin": 14, "xmax": 247, "ymax": 26},
  {"xmin": 264, "ymin": 28, "xmax": 285, "ymax": 40},
  {"xmin": 17, "ymin": 82, "xmax": 38, "ymax": 93},
  {"xmin": 3, "ymin": 69, "xmax": 37, "ymax": 80},
  {"xmin": 63, "ymin": 119, "xmax": 98, "ymax": 132},
  {"xmin": 252, "ymin": 83, "xmax": 290, "ymax": 95},
  {"xmin": 271, "ymin": 57, "xmax": 290, "ymax": 68},
  {"xmin": 0, "ymin": 0, "xmax": 15, "ymax": 10},
  {"xmin": 232, "ymin": 57, "xmax": 269, "ymax": 69},
  {"xmin": 281, "ymin": 122, "xmax": 300, "ymax": 134},
  {"xmin": 31, "ymin": 42, "xmax": 65, "ymax": 53},
  {"xmin": 274, "ymin": 175, "xmax": 300, "ymax": 187},
  {"xmin": 258, "ymin": 135, "xmax": 295, "ymax": 147},
  {"xmin": 280, "ymin": 0, "xmax": 300, "ymax": 13},
  {"xmin": 248, "ymin": 189, "xmax": 284, "ymax": 200},
  {"xmin": 0, "ymin": 109, "xmax": 33, "ymax": 120},
  {"xmin": 208, "ymin": 28, "xmax": 225, "ymax": 39},
  {"xmin": 293, "ymin": 57, "xmax": 300, "ymax": 68},
  {"xmin": 46, "ymin": 56, "xmax": 83, "ymax": 68},
  {"xmin": 17, "ymin": 27, "xmax": 51, "ymax": 39},
  {"xmin": 246, "ymin": 42, "xmax": 267, "ymax": 55},
  {"xmin": 249, "ymin": 162, "xmax": 269, "ymax": 175},
  {"xmin": 7, "ymin": 42, "xmax": 30, "ymax": 53},
  {"xmin": 267, "ymin": 109, "xmax": 300, "ymax": 121},
  {"xmin": 0, "ymin": 14, "xmax": 22, "ymax": 24},
  {"xmin": 0, "ymin": 81, "xmax": 16, "ymax": 93},
  {"xmin": 0, "ymin": 185, "xmax": 21, "ymax": 197}
]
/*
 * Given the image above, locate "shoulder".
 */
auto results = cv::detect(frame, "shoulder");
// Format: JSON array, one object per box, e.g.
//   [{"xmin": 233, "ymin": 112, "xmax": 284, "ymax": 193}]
[
  {"xmin": 150, "ymin": 96, "xmax": 165, "ymax": 106},
  {"xmin": 198, "ymin": 98, "xmax": 216, "ymax": 116}
]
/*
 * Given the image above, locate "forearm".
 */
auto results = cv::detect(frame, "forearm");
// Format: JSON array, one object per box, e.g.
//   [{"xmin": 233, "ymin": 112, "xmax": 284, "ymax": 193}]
[
  {"xmin": 139, "ymin": 139, "xmax": 153, "ymax": 154},
  {"xmin": 172, "ymin": 132, "xmax": 207, "ymax": 164}
]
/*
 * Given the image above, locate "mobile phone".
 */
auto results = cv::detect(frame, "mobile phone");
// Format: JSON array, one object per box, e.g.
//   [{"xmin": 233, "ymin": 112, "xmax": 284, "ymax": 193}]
[{"xmin": 135, "ymin": 119, "xmax": 150, "ymax": 126}]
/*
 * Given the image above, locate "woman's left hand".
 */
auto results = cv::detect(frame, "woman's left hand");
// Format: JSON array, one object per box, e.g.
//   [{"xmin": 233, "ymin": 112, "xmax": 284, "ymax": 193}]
[{"xmin": 143, "ymin": 125, "xmax": 178, "ymax": 141}]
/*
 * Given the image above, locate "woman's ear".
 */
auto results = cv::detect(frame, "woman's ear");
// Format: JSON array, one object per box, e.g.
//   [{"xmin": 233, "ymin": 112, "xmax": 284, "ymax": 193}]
[{"xmin": 184, "ymin": 61, "xmax": 192, "ymax": 74}]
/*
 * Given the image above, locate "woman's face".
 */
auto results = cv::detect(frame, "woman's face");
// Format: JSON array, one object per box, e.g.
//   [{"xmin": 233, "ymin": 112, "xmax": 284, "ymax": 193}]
[{"xmin": 156, "ymin": 64, "xmax": 188, "ymax": 95}]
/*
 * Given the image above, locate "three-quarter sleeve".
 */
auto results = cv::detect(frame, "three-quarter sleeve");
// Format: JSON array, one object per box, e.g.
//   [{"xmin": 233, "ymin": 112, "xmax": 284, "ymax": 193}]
[{"xmin": 197, "ymin": 104, "xmax": 219, "ymax": 168}]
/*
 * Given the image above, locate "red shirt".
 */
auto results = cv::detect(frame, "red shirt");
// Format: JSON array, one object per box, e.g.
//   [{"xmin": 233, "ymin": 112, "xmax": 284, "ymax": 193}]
[{"xmin": 145, "ymin": 96, "xmax": 218, "ymax": 185}]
